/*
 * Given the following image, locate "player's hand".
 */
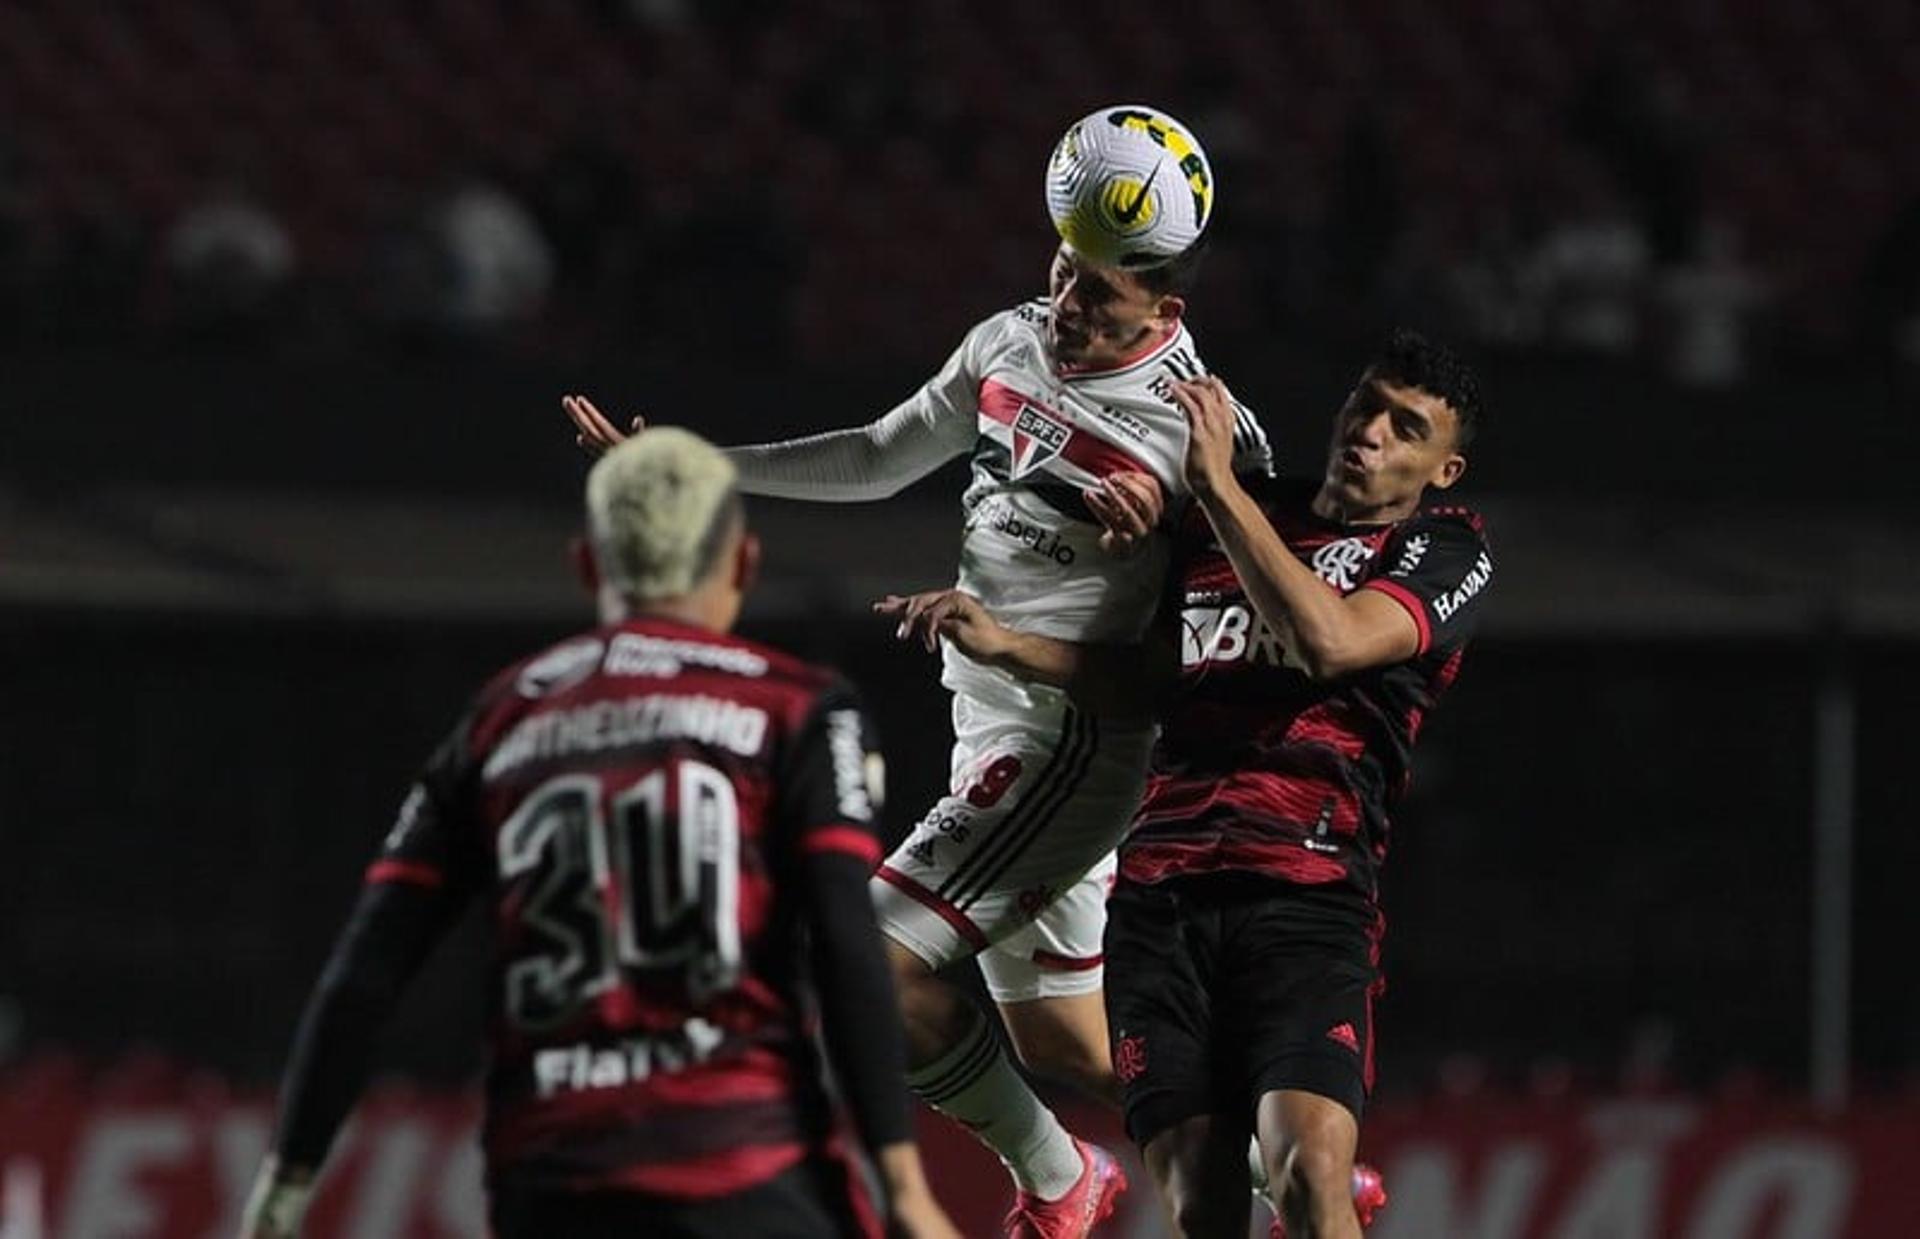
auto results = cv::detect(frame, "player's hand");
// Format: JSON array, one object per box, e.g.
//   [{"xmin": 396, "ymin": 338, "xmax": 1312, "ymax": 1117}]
[
  {"xmin": 875, "ymin": 1144, "xmax": 963, "ymax": 1239},
  {"xmin": 561, "ymin": 393, "xmax": 646, "ymax": 455},
  {"xmin": 873, "ymin": 589, "xmax": 1008, "ymax": 660},
  {"xmin": 1085, "ymin": 470, "xmax": 1163, "ymax": 557},
  {"xmin": 237, "ymin": 1156, "xmax": 315, "ymax": 1239},
  {"xmin": 888, "ymin": 1187, "xmax": 963, "ymax": 1239},
  {"xmin": 1171, "ymin": 376, "xmax": 1239, "ymax": 500}
]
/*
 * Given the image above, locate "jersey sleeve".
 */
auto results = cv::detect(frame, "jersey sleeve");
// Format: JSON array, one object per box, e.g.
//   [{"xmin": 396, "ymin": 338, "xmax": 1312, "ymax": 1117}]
[
  {"xmin": 1226, "ymin": 393, "xmax": 1275, "ymax": 479},
  {"xmin": 364, "ymin": 713, "xmax": 485, "ymax": 897},
  {"xmin": 774, "ymin": 680, "xmax": 886, "ymax": 866},
  {"xmin": 272, "ymin": 709, "xmax": 488, "ymax": 1170},
  {"xmin": 1362, "ymin": 511, "xmax": 1494, "ymax": 655},
  {"xmin": 723, "ymin": 315, "xmax": 994, "ymax": 502}
]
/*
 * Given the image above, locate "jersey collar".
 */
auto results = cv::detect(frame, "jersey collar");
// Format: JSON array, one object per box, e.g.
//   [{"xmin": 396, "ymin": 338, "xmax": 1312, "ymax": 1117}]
[{"xmin": 1055, "ymin": 322, "xmax": 1182, "ymax": 380}]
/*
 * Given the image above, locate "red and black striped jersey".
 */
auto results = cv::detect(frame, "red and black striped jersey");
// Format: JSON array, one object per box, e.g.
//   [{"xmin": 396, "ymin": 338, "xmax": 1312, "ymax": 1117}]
[
  {"xmin": 1121, "ymin": 477, "xmax": 1493, "ymax": 900},
  {"xmin": 369, "ymin": 616, "xmax": 886, "ymax": 1198}
]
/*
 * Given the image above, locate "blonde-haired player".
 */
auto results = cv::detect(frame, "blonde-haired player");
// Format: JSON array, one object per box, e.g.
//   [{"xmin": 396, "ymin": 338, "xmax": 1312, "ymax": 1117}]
[{"xmin": 244, "ymin": 430, "xmax": 957, "ymax": 1239}]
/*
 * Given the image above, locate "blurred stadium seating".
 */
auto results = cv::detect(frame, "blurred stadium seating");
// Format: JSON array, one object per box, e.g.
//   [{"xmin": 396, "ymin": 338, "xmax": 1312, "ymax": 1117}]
[{"xmin": 0, "ymin": 0, "xmax": 1915, "ymax": 359}]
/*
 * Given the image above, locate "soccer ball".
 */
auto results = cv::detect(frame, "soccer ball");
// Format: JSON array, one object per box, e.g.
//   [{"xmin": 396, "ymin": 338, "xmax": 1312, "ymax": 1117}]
[{"xmin": 1045, "ymin": 104, "xmax": 1215, "ymax": 270}]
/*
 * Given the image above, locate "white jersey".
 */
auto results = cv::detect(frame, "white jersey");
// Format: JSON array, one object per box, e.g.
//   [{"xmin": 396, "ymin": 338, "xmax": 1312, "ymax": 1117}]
[{"xmin": 726, "ymin": 299, "xmax": 1270, "ymax": 709}]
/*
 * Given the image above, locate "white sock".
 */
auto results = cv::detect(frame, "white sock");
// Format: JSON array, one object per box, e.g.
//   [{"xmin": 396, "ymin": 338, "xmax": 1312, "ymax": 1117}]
[
  {"xmin": 907, "ymin": 1010, "xmax": 1085, "ymax": 1200},
  {"xmin": 1249, "ymin": 1136, "xmax": 1270, "ymax": 1195}
]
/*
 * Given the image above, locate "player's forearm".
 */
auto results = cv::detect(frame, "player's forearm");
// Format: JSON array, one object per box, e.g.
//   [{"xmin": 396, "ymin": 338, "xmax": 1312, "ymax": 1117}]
[
  {"xmin": 872, "ymin": 1141, "xmax": 938, "ymax": 1215},
  {"xmin": 803, "ymin": 852, "xmax": 915, "ymax": 1154},
  {"xmin": 270, "ymin": 882, "xmax": 456, "ymax": 1169},
  {"xmin": 1196, "ymin": 479, "xmax": 1356, "ymax": 679},
  {"xmin": 726, "ymin": 400, "xmax": 964, "ymax": 502},
  {"xmin": 975, "ymin": 628, "xmax": 1081, "ymax": 688},
  {"xmin": 727, "ymin": 430, "xmax": 916, "ymax": 501}
]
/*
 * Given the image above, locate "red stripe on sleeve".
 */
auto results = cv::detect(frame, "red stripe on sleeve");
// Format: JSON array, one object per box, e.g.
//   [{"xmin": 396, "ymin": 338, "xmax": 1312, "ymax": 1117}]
[
  {"xmin": 802, "ymin": 826, "xmax": 882, "ymax": 866},
  {"xmin": 365, "ymin": 859, "xmax": 444, "ymax": 888},
  {"xmin": 1364, "ymin": 578, "xmax": 1433, "ymax": 654}
]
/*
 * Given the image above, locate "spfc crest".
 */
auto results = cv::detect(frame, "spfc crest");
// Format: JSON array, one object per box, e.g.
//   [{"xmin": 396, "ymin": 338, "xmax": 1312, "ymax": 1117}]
[{"xmin": 1010, "ymin": 403, "xmax": 1072, "ymax": 478}]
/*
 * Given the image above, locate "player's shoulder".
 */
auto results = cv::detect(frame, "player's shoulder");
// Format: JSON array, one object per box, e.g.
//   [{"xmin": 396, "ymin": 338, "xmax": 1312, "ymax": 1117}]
[
  {"xmin": 455, "ymin": 628, "xmax": 608, "ymax": 752},
  {"xmin": 1406, "ymin": 498, "xmax": 1492, "ymax": 544},
  {"xmin": 479, "ymin": 621, "xmax": 839, "ymax": 703},
  {"xmin": 961, "ymin": 300, "xmax": 1051, "ymax": 352},
  {"xmin": 608, "ymin": 620, "xmax": 847, "ymax": 698},
  {"xmin": 685, "ymin": 625, "xmax": 847, "ymax": 697},
  {"xmin": 1378, "ymin": 499, "xmax": 1494, "ymax": 588},
  {"xmin": 1001, "ymin": 298, "xmax": 1052, "ymax": 331},
  {"xmin": 470, "ymin": 630, "xmax": 600, "ymax": 713}
]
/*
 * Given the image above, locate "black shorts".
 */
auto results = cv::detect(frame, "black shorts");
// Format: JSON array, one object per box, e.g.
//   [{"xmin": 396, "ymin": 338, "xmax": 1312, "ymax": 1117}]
[
  {"xmin": 490, "ymin": 1154, "xmax": 879, "ymax": 1239},
  {"xmin": 1104, "ymin": 872, "xmax": 1381, "ymax": 1148}
]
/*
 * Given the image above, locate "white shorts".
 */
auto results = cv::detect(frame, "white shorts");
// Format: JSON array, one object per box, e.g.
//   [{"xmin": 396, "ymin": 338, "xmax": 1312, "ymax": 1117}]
[{"xmin": 871, "ymin": 693, "xmax": 1152, "ymax": 1003}]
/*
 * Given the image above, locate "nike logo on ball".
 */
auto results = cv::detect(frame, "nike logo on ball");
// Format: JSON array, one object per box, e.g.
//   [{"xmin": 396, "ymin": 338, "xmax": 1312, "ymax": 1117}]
[{"xmin": 1115, "ymin": 162, "xmax": 1159, "ymax": 224}]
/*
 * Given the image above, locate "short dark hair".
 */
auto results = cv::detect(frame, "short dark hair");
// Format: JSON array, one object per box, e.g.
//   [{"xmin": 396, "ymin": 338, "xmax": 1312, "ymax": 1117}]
[
  {"xmin": 1368, "ymin": 328, "xmax": 1484, "ymax": 447},
  {"xmin": 1128, "ymin": 232, "xmax": 1211, "ymax": 298}
]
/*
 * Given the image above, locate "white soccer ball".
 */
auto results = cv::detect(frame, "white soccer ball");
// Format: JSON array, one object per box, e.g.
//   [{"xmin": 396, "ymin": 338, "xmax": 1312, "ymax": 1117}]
[{"xmin": 1045, "ymin": 104, "xmax": 1215, "ymax": 270}]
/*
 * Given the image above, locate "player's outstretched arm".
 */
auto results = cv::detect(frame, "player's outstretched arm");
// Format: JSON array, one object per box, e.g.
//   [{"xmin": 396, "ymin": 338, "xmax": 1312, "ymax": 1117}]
[
  {"xmin": 560, "ymin": 322, "xmax": 990, "ymax": 502},
  {"xmin": 240, "ymin": 879, "xmax": 466, "ymax": 1238},
  {"xmin": 1175, "ymin": 377, "xmax": 1421, "ymax": 679},
  {"xmin": 874, "ymin": 588, "xmax": 1166, "ymax": 720},
  {"xmin": 561, "ymin": 388, "xmax": 973, "ymax": 503}
]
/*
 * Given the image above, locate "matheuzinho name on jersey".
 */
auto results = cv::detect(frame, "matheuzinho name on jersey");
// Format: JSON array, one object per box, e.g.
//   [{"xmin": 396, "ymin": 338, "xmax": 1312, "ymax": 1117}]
[{"xmin": 484, "ymin": 696, "xmax": 769, "ymax": 780}]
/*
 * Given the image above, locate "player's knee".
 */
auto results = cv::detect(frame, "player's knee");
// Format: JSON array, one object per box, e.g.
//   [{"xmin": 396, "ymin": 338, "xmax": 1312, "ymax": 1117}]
[
  {"xmin": 1009, "ymin": 1025, "xmax": 1098, "ymax": 1078},
  {"xmin": 1276, "ymin": 1139, "xmax": 1352, "ymax": 1226},
  {"xmin": 884, "ymin": 943, "xmax": 980, "ymax": 1062},
  {"xmin": 1006, "ymin": 1014, "xmax": 1111, "ymax": 1093}
]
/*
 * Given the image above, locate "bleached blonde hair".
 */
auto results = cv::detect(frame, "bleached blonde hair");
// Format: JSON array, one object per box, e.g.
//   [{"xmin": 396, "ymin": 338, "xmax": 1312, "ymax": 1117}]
[{"xmin": 586, "ymin": 428, "xmax": 742, "ymax": 601}]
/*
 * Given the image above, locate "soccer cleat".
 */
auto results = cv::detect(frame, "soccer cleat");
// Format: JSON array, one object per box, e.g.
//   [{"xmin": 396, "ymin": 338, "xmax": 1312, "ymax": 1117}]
[
  {"xmin": 1004, "ymin": 1138, "xmax": 1127, "ymax": 1238},
  {"xmin": 1267, "ymin": 1162, "xmax": 1389, "ymax": 1237},
  {"xmin": 1353, "ymin": 1163, "xmax": 1388, "ymax": 1225}
]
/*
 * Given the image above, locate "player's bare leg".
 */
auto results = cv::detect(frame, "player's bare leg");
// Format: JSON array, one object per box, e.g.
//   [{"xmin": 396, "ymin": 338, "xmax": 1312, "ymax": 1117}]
[
  {"xmin": 885, "ymin": 941, "xmax": 1089, "ymax": 1201},
  {"xmin": 1256, "ymin": 1090, "xmax": 1361, "ymax": 1239},
  {"xmin": 998, "ymin": 990, "xmax": 1121, "ymax": 1107},
  {"xmin": 1141, "ymin": 1113, "xmax": 1253, "ymax": 1238}
]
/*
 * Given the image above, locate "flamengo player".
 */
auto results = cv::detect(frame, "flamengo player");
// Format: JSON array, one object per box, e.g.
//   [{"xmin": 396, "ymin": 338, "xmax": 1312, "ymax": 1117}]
[
  {"xmin": 241, "ymin": 432, "xmax": 957, "ymax": 1238},
  {"xmin": 565, "ymin": 105, "xmax": 1270, "ymax": 1238},
  {"xmin": 891, "ymin": 332, "xmax": 1490, "ymax": 1237}
]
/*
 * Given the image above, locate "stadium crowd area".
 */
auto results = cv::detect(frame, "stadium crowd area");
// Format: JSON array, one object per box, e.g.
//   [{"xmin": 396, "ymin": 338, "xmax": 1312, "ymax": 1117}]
[{"xmin": 0, "ymin": 0, "xmax": 1916, "ymax": 382}]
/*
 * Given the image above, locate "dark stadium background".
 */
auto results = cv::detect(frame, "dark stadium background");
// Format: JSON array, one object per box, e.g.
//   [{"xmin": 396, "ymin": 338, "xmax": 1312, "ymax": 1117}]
[{"xmin": 2, "ymin": 2, "xmax": 1917, "ymax": 1235}]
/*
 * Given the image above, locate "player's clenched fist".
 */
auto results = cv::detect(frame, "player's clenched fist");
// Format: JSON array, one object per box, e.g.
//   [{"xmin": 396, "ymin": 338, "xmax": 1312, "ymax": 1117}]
[
  {"xmin": 1085, "ymin": 470, "xmax": 1164, "ymax": 557},
  {"xmin": 1171, "ymin": 375, "xmax": 1239, "ymax": 499},
  {"xmin": 874, "ymin": 588, "xmax": 1011, "ymax": 661},
  {"xmin": 561, "ymin": 393, "xmax": 647, "ymax": 455}
]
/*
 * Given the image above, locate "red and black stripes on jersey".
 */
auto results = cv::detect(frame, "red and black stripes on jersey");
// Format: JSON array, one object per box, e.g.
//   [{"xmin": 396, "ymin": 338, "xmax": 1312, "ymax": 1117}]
[
  {"xmin": 368, "ymin": 617, "xmax": 891, "ymax": 1198},
  {"xmin": 1122, "ymin": 477, "xmax": 1493, "ymax": 903}
]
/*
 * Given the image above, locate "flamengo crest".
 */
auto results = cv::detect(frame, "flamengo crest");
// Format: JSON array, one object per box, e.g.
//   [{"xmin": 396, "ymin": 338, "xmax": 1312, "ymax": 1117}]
[
  {"xmin": 1010, "ymin": 403, "xmax": 1072, "ymax": 477},
  {"xmin": 1311, "ymin": 537, "xmax": 1377, "ymax": 592}
]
